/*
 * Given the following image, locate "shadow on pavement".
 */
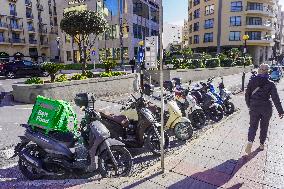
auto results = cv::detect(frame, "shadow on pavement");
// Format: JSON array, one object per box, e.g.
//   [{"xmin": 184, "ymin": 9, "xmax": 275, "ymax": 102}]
[
  {"xmin": 122, "ymin": 171, "xmax": 163, "ymax": 189},
  {"xmin": 0, "ymin": 165, "xmax": 98, "ymax": 189},
  {"xmin": 168, "ymin": 149, "xmax": 261, "ymax": 189}
]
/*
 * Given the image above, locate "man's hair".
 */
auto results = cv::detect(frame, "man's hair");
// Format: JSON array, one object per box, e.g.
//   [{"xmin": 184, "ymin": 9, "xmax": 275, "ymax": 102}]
[{"xmin": 258, "ymin": 64, "xmax": 269, "ymax": 74}]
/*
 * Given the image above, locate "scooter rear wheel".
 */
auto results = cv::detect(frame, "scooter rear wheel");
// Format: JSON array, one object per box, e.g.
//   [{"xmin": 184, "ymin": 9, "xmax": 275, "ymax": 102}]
[
  {"xmin": 224, "ymin": 101, "xmax": 235, "ymax": 115},
  {"xmin": 98, "ymin": 146, "xmax": 133, "ymax": 178},
  {"xmin": 18, "ymin": 144, "xmax": 44, "ymax": 180},
  {"xmin": 146, "ymin": 128, "xmax": 170, "ymax": 156},
  {"xmin": 190, "ymin": 109, "xmax": 206, "ymax": 129}
]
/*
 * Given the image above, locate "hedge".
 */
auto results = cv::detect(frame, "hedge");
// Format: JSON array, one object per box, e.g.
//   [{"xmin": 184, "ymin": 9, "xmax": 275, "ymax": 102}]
[
  {"xmin": 205, "ymin": 58, "xmax": 220, "ymax": 68},
  {"xmin": 63, "ymin": 63, "xmax": 105, "ymax": 70},
  {"xmin": 220, "ymin": 58, "xmax": 235, "ymax": 67}
]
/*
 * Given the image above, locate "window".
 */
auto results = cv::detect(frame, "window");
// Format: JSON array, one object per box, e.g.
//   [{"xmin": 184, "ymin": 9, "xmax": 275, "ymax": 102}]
[
  {"xmin": 245, "ymin": 31, "xmax": 261, "ymax": 40},
  {"xmin": 231, "ymin": 1, "xmax": 242, "ymax": 12},
  {"xmin": 0, "ymin": 32, "xmax": 4, "ymax": 42},
  {"xmin": 204, "ymin": 19, "xmax": 214, "ymax": 29},
  {"xmin": 194, "ymin": 9, "xmax": 200, "ymax": 19},
  {"xmin": 246, "ymin": 17, "xmax": 262, "ymax": 25},
  {"xmin": 193, "ymin": 22, "xmax": 199, "ymax": 31},
  {"xmin": 230, "ymin": 16, "xmax": 241, "ymax": 26},
  {"xmin": 189, "ymin": 25, "xmax": 192, "ymax": 33},
  {"xmin": 205, "ymin": 5, "xmax": 214, "ymax": 15},
  {"xmin": 229, "ymin": 31, "xmax": 241, "ymax": 41},
  {"xmin": 189, "ymin": 37, "xmax": 192, "ymax": 44},
  {"xmin": 247, "ymin": 3, "xmax": 263, "ymax": 11},
  {"xmin": 194, "ymin": 35, "xmax": 199, "ymax": 44},
  {"xmin": 204, "ymin": 32, "xmax": 213, "ymax": 42},
  {"xmin": 66, "ymin": 51, "xmax": 72, "ymax": 61},
  {"xmin": 193, "ymin": 0, "xmax": 200, "ymax": 6}
]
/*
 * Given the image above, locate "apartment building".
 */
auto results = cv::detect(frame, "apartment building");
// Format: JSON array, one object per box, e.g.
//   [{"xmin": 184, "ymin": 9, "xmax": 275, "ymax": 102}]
[
  {"xmin": 187, "ymin": 0, "xmax": 281, "ymax": 65},
  {"xmin": 56, "ymin": 0, "xmax": 161, "ymax": 64},
  {"xmin": 0, "ymin": 0, "xmax": 58, "ymax": 62},
  {"xmin": 163, "ymin": 23, "xmax": 183, "ymax": 51},
  {"xmin": 182, "ymin": 19, "xmax": 189, "ymax": 48}
]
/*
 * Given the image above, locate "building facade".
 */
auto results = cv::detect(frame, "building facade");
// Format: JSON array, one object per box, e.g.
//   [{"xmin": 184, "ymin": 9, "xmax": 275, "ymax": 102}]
[
  {"xmin": 187, "ymin": 0, "xmax": 281, "ymax": 65},
  {"xmin": 163, "ymin": 23, "xmax": 183, "ymax": 51},
  {"xmin": 182, "ymin": 19, "xmax": 189, "ymax": 48},
  {"xmin": 56, "ymin": 0, "xmax": 161, "ymax": 64},
  {"xmin": 0, "ymin": 0, "xmax": 59, "ymax": 62}
]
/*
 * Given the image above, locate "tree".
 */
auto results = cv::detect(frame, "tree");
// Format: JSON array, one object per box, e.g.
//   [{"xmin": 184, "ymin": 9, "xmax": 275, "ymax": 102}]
[
  {"xmin": 60, "ymin": 10, "xmax": 108, "ymax": 74},
  {"xmin": 103, "ymin": 58, "xmax": 117, "ymax": 73},
  {"xmin": 42, "ymin": 62, "xmax": 65, "ymax": 83}
]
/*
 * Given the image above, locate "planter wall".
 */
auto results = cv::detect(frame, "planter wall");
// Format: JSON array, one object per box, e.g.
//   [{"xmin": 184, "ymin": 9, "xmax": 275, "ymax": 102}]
[
  {"xmin": 12, "ymin": 74, "xmax": 139, "ymax": 104},
  {"xmin": 147, "ymin": 66, "xmax": 254, "ymax": 85}
]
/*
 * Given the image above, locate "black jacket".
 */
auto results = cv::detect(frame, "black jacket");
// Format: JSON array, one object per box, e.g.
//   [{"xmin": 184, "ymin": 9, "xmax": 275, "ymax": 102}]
[{"xmin": 245, "ymin": 76, "xmax": 284, "ymax": 114}]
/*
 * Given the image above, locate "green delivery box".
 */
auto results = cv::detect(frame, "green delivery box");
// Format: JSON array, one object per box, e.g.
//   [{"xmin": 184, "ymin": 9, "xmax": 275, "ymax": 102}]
[{"xmin": 28, "ymin": 96, "xmax": 78, "ymax": 133}]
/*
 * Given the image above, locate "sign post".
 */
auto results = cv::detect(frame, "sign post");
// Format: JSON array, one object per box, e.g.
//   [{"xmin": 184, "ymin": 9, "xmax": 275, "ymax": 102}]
[
  {"xmin": 138, "ymin": 41, "xmax": 144, "ymax": 89},
  {"xmin": 91, "ymin": 49, "xmax": 96, "ymax": 70}
]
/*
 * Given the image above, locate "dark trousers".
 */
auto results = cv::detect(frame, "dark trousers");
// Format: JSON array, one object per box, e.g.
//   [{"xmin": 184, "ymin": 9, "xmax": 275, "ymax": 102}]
[
  {"xmin": 131, "ymin": 66, "xmax": 135, "ymax": 73},
  {"xmin": 248, "ymin": 107, "xmax": 272, "ymax": 144}
]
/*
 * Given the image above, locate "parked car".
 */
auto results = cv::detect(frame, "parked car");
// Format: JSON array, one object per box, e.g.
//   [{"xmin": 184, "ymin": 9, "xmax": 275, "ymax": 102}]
[{"xmin": 0, "ymin": 60, "xmax": 48, "ymax": 79}]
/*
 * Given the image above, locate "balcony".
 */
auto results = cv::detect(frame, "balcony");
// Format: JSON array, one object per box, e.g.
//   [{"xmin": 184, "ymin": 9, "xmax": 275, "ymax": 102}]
[
  {"xmin": 10, "ymin": 24, "xmax": 23, "ymax": 32},
  {"xmin": 38, "ymin": 28, "xmax": 48, "ymax": 35},
  {"xmin": 247, "ymin": 38, "xmax": 274, "ymax": 46},
  {"xmin": 0, "ymin": 22, "xmax": 8, "ymax": 30},
  {"xmin": 246, "ymin": 23, "xmax": 274, "ymax": 31},
  {"xmin": 25, "ymin": 0, "xmax": 32, "ymax": 7},
  {"xmin": 40, "ymin": 41, "xmax": 49, "ymax": 48},
  {"xmin": 0, "ymin": 38, "xmax": 10, "ymax": 45},
  {"xmin": 245, "ymin": 6, "xmax": 275, "ymax": 17},
  {"xmin": 28, "ymin": 26, "xmax": 36, "ymax": 33},
  {"xmin": 26, "ymin": 13, "xmax": 34, "ymax": 20},
  {"xmin": 10, "ymin": 38, "xmax": 26, "ymax": 45},
  {"xmin": 29, "ymin": 39, "xmax": 37, "ymax": 46},
  {"xmin": 10, "ymin": 10, "xmax": 17, "ymax": 17}
]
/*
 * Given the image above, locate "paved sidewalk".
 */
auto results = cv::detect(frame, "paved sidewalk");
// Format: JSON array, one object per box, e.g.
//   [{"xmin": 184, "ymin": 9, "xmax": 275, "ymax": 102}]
[{"xmin": 69, "ymin": 81, "xmax": 284, "ymax": 189}]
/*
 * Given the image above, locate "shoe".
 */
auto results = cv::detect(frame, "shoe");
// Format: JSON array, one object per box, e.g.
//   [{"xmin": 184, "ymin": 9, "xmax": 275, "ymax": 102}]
[
  {"xmin": 245, "ymin": 142, "xmax": 253, "ymax": 155},
  {"xmin": 259, "ymin": 144, "xmax": 265, "ymax": 151}
]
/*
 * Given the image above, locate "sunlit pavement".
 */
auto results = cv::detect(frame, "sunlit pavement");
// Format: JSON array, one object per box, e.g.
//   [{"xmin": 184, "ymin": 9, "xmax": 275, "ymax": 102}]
[{"xmin": 69, "ymin": 80, "xmax": 284, "ymax": 188}]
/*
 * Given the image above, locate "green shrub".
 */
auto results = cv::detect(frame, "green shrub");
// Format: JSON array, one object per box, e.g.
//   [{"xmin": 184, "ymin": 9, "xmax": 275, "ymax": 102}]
[
  {"xmin": 25, "ymin": 77, "xmax": 44, "ymax": 84},
  {"xmin": 217, "ymin": 53, "xmax": 227, "ymax": 62},
  {"xmin": 55, "ymin": 74, "xmax": 69, "ymax": 82},
  {"xmin": 71, "ymin": 74, "xmax": 88, "ymax": 80},
  {"xmin": 245, "ymin": 56, "xmax": 253, "ymax": 66},
  {"xmin": 111, "ymin": 71, "xmax": 125, "ymax": 76},
  {"xmin": 103, "ymin": 58, "xmax": 117, "ymax": 72},
  {"xmin": 220, "ymin": 58, "xmax": 235, "ymax": 67},
  {"xmin": 191, "ymin": 59, "xmax": 205, "ymax": 68},
  {"xmin": 235, "ymin": 57, "xmax": 245, "ymax": 66},
  {"xmin": 100, "ymin": 72, "xmax": 113, "ymax": 77},
  {"xmin": 205, "ymin": 58, "xmax": 220, "ymax": 68},
  {"xmin": 42, "ymin": 62, "xmax": 65, "ymax": 82},
  {"xmin": 83, "ymin": 70, "xmax": 94, "ymax": 78},
  {"xmin": 63, "ymin": 63, "xmax": 105, "ymax": 70}
]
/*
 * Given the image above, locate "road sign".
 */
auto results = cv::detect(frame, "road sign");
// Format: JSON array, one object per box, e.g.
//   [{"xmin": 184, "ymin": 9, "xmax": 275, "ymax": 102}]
[
  {"xmin": 138, "ymin": 47, "xmax": 144, "ymax": 64},
  {"xmin": 145, "ymin": 36, "xmax": 158, "ymax": 69},
  {"xmin": 91, "ymin": 50, "xmax": 96, "ymax": 56}
]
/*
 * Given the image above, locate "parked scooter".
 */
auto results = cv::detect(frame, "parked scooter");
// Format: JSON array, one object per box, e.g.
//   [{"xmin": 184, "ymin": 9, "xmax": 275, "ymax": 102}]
[
  {"xmin": 149, "ymin": 94, "xmax": 194, "ymax": 141},
  {"xmin": 13, "ymin": 93, "xmax": 133, "ymax": 180},
  {"xmin": 174, "ymin": 87, "xmax": 206, "ymax": 129},
  {"xmin": 100, "ymin": 93, "xmax": 169, "ymax": 155},
  {"xmin": 207, "ymin": 77, "xmax": 235, "ymax": 115},
  {"xmin": 191, "ymin": 83, "xmax": 224, "ymax": 122}
]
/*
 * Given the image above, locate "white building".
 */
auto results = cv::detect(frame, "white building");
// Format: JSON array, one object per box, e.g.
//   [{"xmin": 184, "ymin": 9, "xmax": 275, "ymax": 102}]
[
  {"xmin": 56, "ymin": 0, "xmax": 161, "ymax": 64},
  {"xmin": 162, "ymin": 23, "xmax": 182, "ymax": 51}
]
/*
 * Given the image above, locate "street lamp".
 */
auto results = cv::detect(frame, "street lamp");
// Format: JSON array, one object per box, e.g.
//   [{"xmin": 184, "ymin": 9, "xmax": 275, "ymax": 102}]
[
  {"xmin": 242, "ymin": 34, "xmax": 249, "ymax": 91},
  {"xmin": 56, "ymin": 36, "xmax": 61, "ymax": 63}
]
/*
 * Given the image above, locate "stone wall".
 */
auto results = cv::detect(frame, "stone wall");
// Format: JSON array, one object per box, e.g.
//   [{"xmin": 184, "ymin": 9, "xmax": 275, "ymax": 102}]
[
  {"xmin": 12, "ymin": 74, "xmax": 139, "ymax": 104},
  {"xmin": 146, "ymin": 66, "xmax": 254, "ymax": 85}
]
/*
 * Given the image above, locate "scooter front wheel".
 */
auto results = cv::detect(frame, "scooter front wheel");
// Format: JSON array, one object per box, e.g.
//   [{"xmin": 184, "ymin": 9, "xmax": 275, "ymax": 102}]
[
  {"xmin": 98, "ymin": 146, "xmax": 133, "ymax": 178},
  {"xmin": 146, "ymin": 128, "xmax": 170, "ymax": 156},
  {"xmin": 174, "ymin": 122, "xmax": 193, "ymax": 141},
  {"xmin": 224, "ymin": 101, "xmax": 235, "ymax": 115}
]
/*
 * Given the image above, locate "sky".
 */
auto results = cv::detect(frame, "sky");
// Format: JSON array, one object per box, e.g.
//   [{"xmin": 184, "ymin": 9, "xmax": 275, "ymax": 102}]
[{"xmin": 164, "ymin": 0, "xmax": 284, "ymax": 26}]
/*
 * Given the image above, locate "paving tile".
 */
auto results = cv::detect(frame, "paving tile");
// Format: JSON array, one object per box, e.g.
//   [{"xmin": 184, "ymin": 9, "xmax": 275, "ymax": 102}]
[
  {"xmin": 263, "ymin": 171, "xmax": 284, "ymax": 189},
  {"xmin": 167, "ymin": 177, "xmax": 197, "ymax": 189},
  {"xmin": 222, "ymin": 175, "xmax": 264, "ymax": 189},
  {"xmin": 125, "ymin": 180, "xmax": 165, "ymax": 189},
  {"xmin": 148, "ymin": 171, "xmax": 187, "ymax": 187}
]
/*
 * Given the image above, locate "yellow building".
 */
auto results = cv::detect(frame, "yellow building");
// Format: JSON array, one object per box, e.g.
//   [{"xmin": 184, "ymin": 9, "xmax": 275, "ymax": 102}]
[
  {"xmin": 0, "ymin": 0, "xmax": 58, "ymax": 62},
  {"xmin": 187, "ymin": 0, "xmax": 281, "ymax": 65}
]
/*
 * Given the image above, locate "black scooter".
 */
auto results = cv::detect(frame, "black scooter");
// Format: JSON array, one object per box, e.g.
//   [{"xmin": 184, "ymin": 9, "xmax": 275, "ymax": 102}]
[{"xmin": 12, "ymin": 93, "xmax": 133, "ymax": 180}]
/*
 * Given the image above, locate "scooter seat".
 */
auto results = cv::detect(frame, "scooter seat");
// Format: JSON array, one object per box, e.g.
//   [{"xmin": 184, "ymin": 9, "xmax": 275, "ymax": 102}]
[
  {"xmin": 101, "ymin": 113, "xmax": 129, "ymax": 128},
  {"xmin": 49, "ymin": 131, "xmax": 76, "ymax": 148}
]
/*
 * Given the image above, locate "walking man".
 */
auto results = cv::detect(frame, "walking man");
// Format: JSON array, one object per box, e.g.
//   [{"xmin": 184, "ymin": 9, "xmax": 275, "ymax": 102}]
[
  {"xmin": 245, "ymin": 64, "xmax": 284, "ymax": 154},
  {"xmin": 129, "ymin": 58, "xmax": 136, "ymax": 73}
]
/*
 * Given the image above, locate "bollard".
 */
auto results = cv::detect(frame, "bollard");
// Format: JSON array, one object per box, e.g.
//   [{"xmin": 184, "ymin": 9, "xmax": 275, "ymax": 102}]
[{"xmin": 241, "ymin": 72, "xmax": 246, "ymax": 91}]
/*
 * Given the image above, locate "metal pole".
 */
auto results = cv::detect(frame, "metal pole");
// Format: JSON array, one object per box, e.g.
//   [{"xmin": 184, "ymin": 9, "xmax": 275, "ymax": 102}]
[
  {"xmin": 119, "ymin": 0, "xmax": 124, "ymax": 67},
  {"xmin": 242, "ymin": 39, "xmax": 247, "ymax": 91},
  {"xmin": 159, "ymin": 0, "xmax": 165, "ymax": 173}
]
